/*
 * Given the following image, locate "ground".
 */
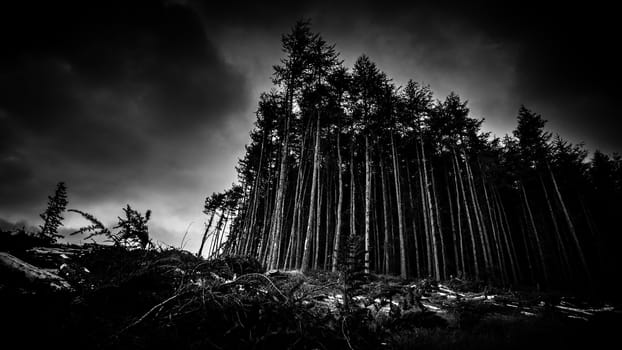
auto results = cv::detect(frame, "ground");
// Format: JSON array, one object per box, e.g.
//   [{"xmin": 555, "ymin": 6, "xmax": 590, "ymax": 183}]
[{"xmin": 1, "ymin": 232, "xmax": 620, "ymax": 349}]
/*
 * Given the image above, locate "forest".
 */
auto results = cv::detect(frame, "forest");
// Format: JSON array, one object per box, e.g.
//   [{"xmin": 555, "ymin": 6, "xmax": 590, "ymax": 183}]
[
  {"xmin": 205, "ymin": 20, "xmax": 622, "ymax": 290},
  {"xmin": 2, "ymin": 20, "xmax": 622, "ymax": 350}
]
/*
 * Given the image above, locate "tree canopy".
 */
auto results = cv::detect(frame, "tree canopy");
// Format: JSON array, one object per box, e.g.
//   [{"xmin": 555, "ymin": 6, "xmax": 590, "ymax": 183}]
[{"xmin": 202, "ymin": 21, "xmax": 622, "ymax": 290}]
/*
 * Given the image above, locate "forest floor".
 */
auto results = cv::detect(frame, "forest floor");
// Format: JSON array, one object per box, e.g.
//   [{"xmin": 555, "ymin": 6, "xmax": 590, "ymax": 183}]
[{"xmin": 1, "ymin": 233, "xmax": 621, "ymax": 349}]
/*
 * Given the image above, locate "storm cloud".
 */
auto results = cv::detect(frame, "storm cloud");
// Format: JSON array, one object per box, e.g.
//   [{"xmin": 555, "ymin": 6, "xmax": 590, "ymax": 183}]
[
  {"xmin": 0, "ymin": 0, "xmax": 251, "ymax": 243},
  {"xmin": 1, "ymin": 0, "xmax": 619, "ymax": 250}
]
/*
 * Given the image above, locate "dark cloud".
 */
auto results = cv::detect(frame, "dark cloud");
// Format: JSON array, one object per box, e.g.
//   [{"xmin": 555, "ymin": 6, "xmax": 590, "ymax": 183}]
[
  {"xmin": 0, "ymin": 0, "xmax": 250, "ymax": 221},
  {"xmin": 427, "ymin": 2, "xmax": 621, "ymax": 149},
  {"xmin": 1, "ymin": 0, "xmax": 619, "ymax": 250}
]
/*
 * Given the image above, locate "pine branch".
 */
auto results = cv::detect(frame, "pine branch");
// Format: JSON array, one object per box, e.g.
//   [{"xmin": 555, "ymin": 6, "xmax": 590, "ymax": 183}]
[{"xmin": 68, "ymin": 209, "xmax": 112, "ymax": 240}]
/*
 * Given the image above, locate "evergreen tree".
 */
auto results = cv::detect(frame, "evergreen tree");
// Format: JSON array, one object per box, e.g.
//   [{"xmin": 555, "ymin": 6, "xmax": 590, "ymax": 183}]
[
  {"xmin": 115, "ymin": 205, "xmax": 151, "ymax": 249},
  {"xmin": 216, "ymin": 22, "xmax": 616, "ymax": 290}
]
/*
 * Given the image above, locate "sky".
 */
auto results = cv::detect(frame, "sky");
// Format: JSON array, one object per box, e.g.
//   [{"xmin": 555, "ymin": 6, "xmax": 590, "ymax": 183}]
[{"xmin": 1, "ymin": 0, "xmax": 619, "ymax": 252}]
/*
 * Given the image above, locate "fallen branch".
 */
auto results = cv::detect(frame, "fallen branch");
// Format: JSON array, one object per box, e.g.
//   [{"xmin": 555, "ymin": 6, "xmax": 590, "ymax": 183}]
[
  {"xmin": 119, "ymin": 292, "xmax": 185, "ymax": 334},
  {"xmin": 341, "ymin": 317, "xmax": 354, "ymax": 350},
  {"xmin": 27, "ymin": 246, "xmax": 82, "ymax": 256},
  {"xmin": 219, "ymin": 273, "xmax": 288, "ymax": 301}
]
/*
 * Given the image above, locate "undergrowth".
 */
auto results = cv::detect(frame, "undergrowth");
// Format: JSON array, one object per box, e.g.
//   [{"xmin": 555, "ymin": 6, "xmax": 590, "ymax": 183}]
[{"xmin": 1, "ymin": 232, "xmax": 620, "ymax": 350}]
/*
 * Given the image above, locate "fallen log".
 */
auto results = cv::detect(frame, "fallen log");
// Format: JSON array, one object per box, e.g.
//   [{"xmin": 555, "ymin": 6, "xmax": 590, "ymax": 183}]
[
  {"xmin": 0, "ymin": 252, "xmax": 72, "ymax": 291},
  {"xmin": 24, "ymin": 246, "xmax": 86, "ymax": 268},
  {"xmin": 27, "ymin": 246, "xmax": 82, "ymax": 256}
]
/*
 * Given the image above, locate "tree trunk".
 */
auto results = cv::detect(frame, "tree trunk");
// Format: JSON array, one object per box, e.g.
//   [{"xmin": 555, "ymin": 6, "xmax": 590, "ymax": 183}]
[
  {"xmin": 197, "ymin": 210, "xmax": 216, "ymax": 257},
  {"xmin": 483, "ymin": 180, "xmax": 506, "ymax": 283},
  {"xmin": 209, "ymin": 210, "xmax": 225, "ymax": 258},
  {"xmin": 216, "ymin": 211, "xmax": 230, "ymax": 257},
  {"xmin": 452, "ymin": 158, "xmax": 465, "ymax": 277},
  {"xmin": 539, "ymin": 174, "xmax": 570, "ymax": 280},
  {"xmin": 547, "ymin": 163, "xmax": 590, "ymax": 279},
  {"xmin": 285, "ymin": 125, "xmax": 310, "ymax": 269},
  {"xmin": 446, "ymin": 170, "xmax": 459, "ymax": 277},
  {"xmin": 453, "ymin": 150, "xmax": 478, "ymax": 279},
  {"xmin": 313, "ymin": 169, "xmax": 323, "ymax": 270},
  {"xmin": 380, "ymin": 157, "xmax": 391, "ymax": 275},
  {"xmin": 479, "ymin": 161, "xmax": 505, "ymax": 282},
  {"xmin": 267, "ymin": 97, "xmax": 292, "ymax": 270},
  {"xmin": 419, "ymin": 143, "xmax": 432, "ymax": 276},
  {"xmin": 324, "ymin": 171, "xmax": 333, "ymax": 270},
  {"xmin": 464, "ymin": 154, "xmax": 491, "ymax": 274},
  {"xmin": 520, "ymin": 182, "xmax": 549, "ymax": 285},
  {"xmin": 364, "ymin": 135, "xmax": 372, "ymax": 274},
  {"xmin": 391, "ymin": 133, "xmax": 407, "ymax": 278},
  {"xmin": 430, "ymin": 165, "xmax": 446, "ymax": 279},
  {"xmin": 258, "ymin": 155, "xmax": 277, "ymax": 264},
  {"xmin": 242, "ymin": 128, "xmax": 267, "ymax": 256},
  {"xmin": 406, "ymin": 162, "xmax": 421, "ymax": 277},
  {"xmin": 372, "ymin": 171, "xmax": 381, "ymax": 272},
  {"xmin": 332, "ymin": 123, "xmax": 344, "ymax": 272},
  {"xmin": 350, "ymin": 139, "xmax": 356, "ymax": 241},
  {"xmin": 518, "ymin": 211, "xmax": 535, "ymax": 284},
  {"xmin": 296, "ymin": 165, "xmax": 312, "ymax": 268},
  {"xmin": 301, "ymin": 112, "xmax": 321, "ymax": 273}
]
